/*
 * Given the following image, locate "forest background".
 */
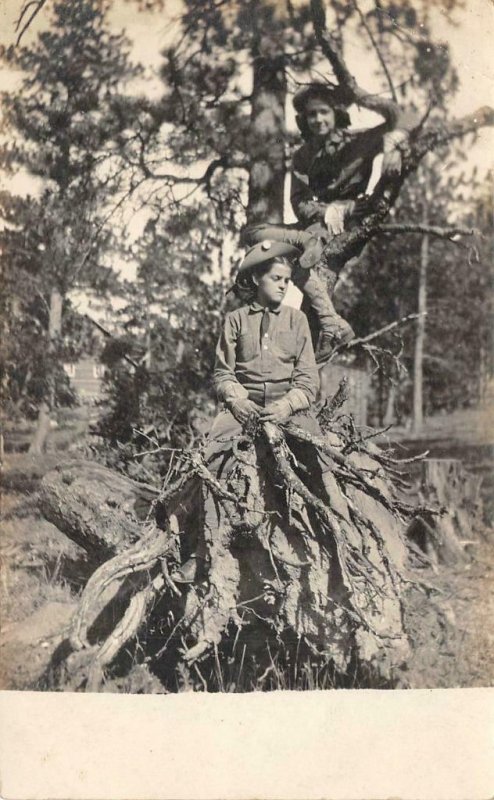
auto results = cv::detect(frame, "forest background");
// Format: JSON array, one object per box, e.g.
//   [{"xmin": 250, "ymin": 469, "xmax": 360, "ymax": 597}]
[{"xmin": 0, "ymin": 0, "xmax": 493, "ymax": 475}]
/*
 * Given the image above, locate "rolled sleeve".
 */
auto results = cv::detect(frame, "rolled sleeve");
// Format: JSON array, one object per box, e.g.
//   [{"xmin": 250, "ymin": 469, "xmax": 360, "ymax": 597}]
[{"xmin": 213, "ymin": 313, "xmax": 249, "ymax": 404}]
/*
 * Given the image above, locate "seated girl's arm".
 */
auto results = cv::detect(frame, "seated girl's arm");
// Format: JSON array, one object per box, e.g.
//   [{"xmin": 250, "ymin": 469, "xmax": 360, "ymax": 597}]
[
  {"xmin": 213, "ymin": 312, "xmax": 249, "ymax": 404},
  {"xmin": 214, "ymin": 313, "xmax": 260, "ymax": 423},
  {"xmin": 260, "ymin": 313, "xmax": 319, "ymax": 423}
]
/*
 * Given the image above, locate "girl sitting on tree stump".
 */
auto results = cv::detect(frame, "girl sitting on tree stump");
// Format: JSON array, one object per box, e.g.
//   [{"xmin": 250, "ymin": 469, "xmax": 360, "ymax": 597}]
[
  {"xmin": 168, "ymin": 239, "xmax": 411, "ymax": 679},
  {"xmin": 171, "ymin": 238, "xmax": 338, "ymax": 583}
]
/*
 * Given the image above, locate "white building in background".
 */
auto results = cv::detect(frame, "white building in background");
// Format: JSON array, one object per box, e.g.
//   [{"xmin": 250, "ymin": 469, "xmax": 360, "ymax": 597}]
[{"xmin": 63, "ymin": 358, "xmax": 105, "ymax": 400}]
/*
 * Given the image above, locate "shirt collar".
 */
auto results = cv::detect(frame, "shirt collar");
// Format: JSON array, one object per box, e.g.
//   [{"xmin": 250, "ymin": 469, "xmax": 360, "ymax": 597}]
[
  {"xmin": 309, "ymin": 128, "xmax": 350, "ymax": 155},
  {"xmin": 248, "ymin": 301, "xmax": 282, "ymax": 315}
]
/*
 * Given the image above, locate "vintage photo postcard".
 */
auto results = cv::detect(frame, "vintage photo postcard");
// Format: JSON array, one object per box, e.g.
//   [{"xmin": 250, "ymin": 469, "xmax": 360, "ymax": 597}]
[{"xmin": 0, "ymin": 0, "xmax": 492, "ymax": 796}]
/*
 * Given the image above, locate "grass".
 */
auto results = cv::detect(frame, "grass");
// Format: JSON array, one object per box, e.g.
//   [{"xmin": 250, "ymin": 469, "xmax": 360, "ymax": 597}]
[{"xmin": 0, "ymin": 493, "xmax": 82, "ymax": 627}]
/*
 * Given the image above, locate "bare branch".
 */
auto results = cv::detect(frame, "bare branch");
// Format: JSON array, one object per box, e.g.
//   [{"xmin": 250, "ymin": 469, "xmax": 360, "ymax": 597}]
[
  {"xmin": 413, "ymin": 106, "xmax": 494, "ymax": 158},
  {"xmin": 352, "ymin": 0, "xmax": 398, "ymax": 103},
  {"xmin": 15, "ymin": 0, "xmax": 48, "ymax": 46},
  {"xmin": 347, "ymin": 312, "xmax": 425, "ymax": 347},
  {"xmin": 310, "ymin": 0, "xmax": 400, "ymax": 122},
  {"xmin": 377, "ymin": 224, "xmax": 479, "ymax": 242}
]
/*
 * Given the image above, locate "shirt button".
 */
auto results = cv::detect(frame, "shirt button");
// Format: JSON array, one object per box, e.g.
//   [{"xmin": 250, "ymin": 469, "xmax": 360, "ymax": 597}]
[
  {"xmin": 263, "ymin": 345, "xmax": 268, "ymax": 350},
  {"xmin": 264, "ymin": 333, "xmax": 268, "ymax": 338}
]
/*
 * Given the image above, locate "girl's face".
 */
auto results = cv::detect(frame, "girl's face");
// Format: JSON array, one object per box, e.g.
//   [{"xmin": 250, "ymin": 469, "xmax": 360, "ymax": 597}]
[
  {"xmin": 304, "ymin": 97, "xmax": 336, "ymax": 137},
  {"xmin": 253, "ymin": 261, "xmax": 292, "ymax": 306}
]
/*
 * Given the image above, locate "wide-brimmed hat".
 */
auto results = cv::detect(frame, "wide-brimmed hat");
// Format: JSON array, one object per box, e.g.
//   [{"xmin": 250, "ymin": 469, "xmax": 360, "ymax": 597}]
[
  {"xmin": 293, "ymin": 82, "xmax": 351, "ymax": 113},
  {"xmin": 237, "ymin": 240, "xmax": 300, "ymax": 275}
]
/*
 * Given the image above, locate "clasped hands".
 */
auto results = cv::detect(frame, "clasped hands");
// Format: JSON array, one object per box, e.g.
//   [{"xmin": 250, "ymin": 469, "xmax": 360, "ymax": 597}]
[{"xmin": 228, "ymin": 397, "xmax": 292, "ymax": 425}]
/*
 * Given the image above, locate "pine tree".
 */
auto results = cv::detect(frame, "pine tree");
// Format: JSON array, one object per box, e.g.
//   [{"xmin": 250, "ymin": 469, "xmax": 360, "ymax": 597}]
[{"xmin": 1, "ymin": 0, "xmax": 135, "ymax": 451}]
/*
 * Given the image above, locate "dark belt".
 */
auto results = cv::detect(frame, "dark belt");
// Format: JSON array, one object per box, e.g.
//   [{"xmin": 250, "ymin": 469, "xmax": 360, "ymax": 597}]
[{"xmin": 243, "ymin": 381, "xmax": 292, "ymax": 407}]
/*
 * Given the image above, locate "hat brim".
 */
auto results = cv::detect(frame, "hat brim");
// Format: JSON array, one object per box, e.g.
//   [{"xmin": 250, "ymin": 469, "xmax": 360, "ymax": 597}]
[{"xmin": 238, "ymin": 241, "xmax": 300, "ymax": 275}]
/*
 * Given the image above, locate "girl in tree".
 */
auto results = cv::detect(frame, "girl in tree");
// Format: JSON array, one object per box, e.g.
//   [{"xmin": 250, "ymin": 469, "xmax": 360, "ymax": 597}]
[{"xmin": 244, "ymin": 82, "xmax": 417, "ymax": 362}]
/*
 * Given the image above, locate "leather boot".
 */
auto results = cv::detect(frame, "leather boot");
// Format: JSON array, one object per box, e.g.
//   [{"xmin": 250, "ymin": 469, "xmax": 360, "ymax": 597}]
[
  {"xmin": 316, "ymin": 323, "xmax": 354, "ymax": 364},
  {"xmin": 170, "ymin": 555, "xmax": 197, "ymax": 584}
]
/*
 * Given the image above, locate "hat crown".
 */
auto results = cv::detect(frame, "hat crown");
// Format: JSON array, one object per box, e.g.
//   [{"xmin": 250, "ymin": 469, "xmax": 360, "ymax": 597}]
[{"xmin": 237, "ymin": 239, "xmax": 300, "ymax": 275}]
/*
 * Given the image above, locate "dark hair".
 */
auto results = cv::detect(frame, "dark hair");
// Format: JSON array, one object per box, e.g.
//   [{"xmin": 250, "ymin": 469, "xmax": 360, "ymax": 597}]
[
  {"xmin": 232, "ymin": 257, "xmax": 293, "ymax": 302},
  {"xmin": 293, "ymin": 83, "xmax": 351, "ymax": 140}
]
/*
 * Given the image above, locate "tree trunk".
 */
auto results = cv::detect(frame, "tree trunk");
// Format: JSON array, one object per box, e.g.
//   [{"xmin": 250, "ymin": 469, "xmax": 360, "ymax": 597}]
[
  {"xmin": 406, "ymin": 458, "xmax": 483, "ymax": 565},
  {"xmin": 29, "ymin": 288, "xmax": 63, "ymax": 454},
  {"xmin": 412, "ymin": 233, "xmax": 428, "ymax": 434},
  {"xmin": 38, "ymin": 460, "xmax": 152, "ymax": 558},
  {"xmin": 383, "ymin": 383, "xmax": 397, "ymax": 426},
  {"xmin": 412, "ymin": 172, "xmax": 430, "ymax": 435},
  {"xmin": 246, "ymin": 41, "xmax": 286, "ymax": 225}
]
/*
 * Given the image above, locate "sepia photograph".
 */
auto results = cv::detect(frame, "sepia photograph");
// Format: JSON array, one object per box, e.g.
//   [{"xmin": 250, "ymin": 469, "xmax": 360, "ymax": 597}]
[{"xmin": 0, "ymin": 0, "xmax": 493, "ymax": 704}]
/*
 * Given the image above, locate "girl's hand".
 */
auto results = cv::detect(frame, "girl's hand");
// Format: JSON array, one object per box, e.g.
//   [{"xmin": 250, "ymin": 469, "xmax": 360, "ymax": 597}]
[
  {"xmin": 382, "ymin": 129, "xmax": 408, "ymax": 176},
  {"xmin": 324, "ymin": 200, "xmax": 355, "ymax": 236},
  {"xmin": 259, "ymin": 398, "xmax": 293, "ymax": 424},
  {"xmin": 229, "ymin": 398, "xmax": 260, "ymax": 424},
  {"xmin": 382, "ymin": 149, "xmax": 402, "ymax": 176}
]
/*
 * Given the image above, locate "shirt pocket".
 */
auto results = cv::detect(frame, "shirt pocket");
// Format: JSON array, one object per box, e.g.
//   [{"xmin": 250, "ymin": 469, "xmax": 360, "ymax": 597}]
[
  {"xmin": 236, "ymin": 332, "xmax": 257, "ymax": 362},
  {"xmin": 275, "ymin": 331, "xmax": 299, "ymax": 362}
]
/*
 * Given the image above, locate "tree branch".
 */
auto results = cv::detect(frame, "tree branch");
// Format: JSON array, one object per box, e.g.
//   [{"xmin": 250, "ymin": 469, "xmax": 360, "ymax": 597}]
[
  {"xmin": 412, "ymin": 106, "xmax": 494, "ymax": 159},
  {"xmin": 352, "ymin": 0, "xmax": 398, "ymax": 103},
  {"xmin": 310, "ymin": 0, "xmax": 400, "ymax": 122},
  {"xmin": 14, "ymin": 0, "xmax": 48, "ymax": 46},
  {"xmin": 347, "ymin": 312, "xmax": 425, "ymax": 347},
  {"xmin": 377, "ymin": 224, "xmax": 478, "ymax": 242}
]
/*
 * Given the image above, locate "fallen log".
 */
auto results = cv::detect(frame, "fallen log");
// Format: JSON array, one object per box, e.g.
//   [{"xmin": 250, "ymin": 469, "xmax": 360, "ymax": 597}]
[{"xmin": 38, "ymin": 460, "xmax": 159, "ymax": 559}]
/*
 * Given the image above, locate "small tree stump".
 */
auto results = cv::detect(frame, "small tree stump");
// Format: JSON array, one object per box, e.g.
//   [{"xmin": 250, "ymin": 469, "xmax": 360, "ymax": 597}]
[{"xmin": 408, "ymin": 458, "xmax": 483, "ymax": 565}]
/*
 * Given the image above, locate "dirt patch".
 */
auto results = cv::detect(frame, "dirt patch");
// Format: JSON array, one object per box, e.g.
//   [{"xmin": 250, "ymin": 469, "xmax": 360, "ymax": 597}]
[
  {"xmin": 0, "ymin": 600, "xmax": 77, "ymax": 690},
  {"xmin": 401, "ymin": 534, "xmax": 494, "ymax": 688}
]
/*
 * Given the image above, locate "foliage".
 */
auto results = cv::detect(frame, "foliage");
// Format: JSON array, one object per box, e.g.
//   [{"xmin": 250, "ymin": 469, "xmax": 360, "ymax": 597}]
[
  {"xmin": 339, "ymin": 160, "xmax": 492, "ymax": 424},
  {"xmin": 94, "ymin": 204, "xmax": 226, "ymax": 476},
  {"xmin": 0, "ymin": 0, "xmax": 135, "ymax": 427}
]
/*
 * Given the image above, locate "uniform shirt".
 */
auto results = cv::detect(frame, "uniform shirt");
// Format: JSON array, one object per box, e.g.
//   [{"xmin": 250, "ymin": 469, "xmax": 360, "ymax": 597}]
[
  {"xmin": 214, "ymin": 301, "xmax": 319, "ymax": 412},
  {"xmin": 291, "ymin": 110, "xmax": 418, "ymax": 225}
]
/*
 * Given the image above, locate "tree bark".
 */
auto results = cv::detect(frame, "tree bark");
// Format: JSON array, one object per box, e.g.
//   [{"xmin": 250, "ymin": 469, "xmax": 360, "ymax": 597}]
[
  {"xmin": 412, "ymin": 233, "xmax": 428, "ymax": 434},
  {"xmin": 38, "ymin": 460, "xmax": 158, "ymax": 559},
  {"xmin": 407, "ymin": 458, "xmax": 483, "ymax": 565},
  {"xmin": 384, "ymin": 383, "xmax": 397, "ymax": 427},
  {"xmin": 246, "ymin": 34, "xmax": 286, "ymax": 225},
  {"xmin": 29, "ymin": 288, "xmax": 63, "ymax": 454}
]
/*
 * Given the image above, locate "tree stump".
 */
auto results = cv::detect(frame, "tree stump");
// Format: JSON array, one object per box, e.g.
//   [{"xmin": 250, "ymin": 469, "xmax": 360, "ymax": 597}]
[{"xmin": 407, "ymin": 458, "xmax": 483, "ymax": 565}]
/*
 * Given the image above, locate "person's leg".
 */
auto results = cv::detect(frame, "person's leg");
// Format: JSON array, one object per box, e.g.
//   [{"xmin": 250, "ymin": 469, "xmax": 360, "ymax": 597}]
[
  {"xmin": 242, "ymin": 223, "xmax": 325, "ymax": 269},
  {"xmin": 292, "ymin": 267, "xmax": 354, "ymax": 361}
]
